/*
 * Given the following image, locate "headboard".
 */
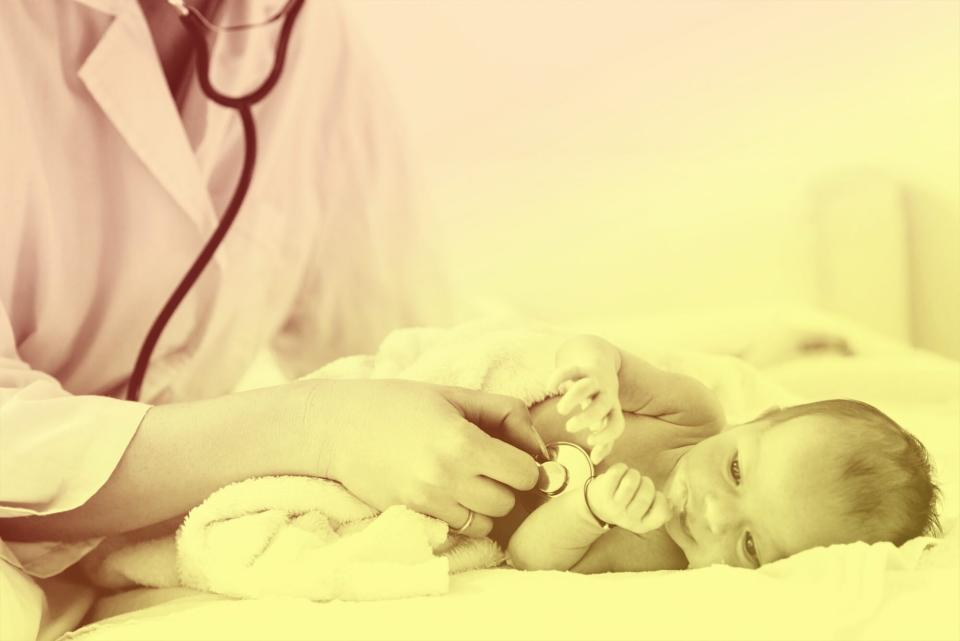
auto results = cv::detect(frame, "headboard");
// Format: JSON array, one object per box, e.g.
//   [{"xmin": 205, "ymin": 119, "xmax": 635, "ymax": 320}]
[
  {"xmin": 809, "ymin": 174, "xmax": 912, "ymax": 342},
  {"xmin": 810, "ymin": 173, "xmax": 960, "ymax": 358}
]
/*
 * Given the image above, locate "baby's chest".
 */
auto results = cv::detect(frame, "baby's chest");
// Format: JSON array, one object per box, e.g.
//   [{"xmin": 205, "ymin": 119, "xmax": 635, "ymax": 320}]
[
  {"xmin": 491, "ymin": 400, "xmax": 687, "ymax": 549},
  {"xmin": 529, "ymin": 396, "xmax": 686, "ymax": 479}
]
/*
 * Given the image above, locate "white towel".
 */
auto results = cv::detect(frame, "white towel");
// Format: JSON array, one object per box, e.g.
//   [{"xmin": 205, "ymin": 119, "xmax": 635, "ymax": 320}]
[{"xmin": 82, "ymin": 477, "xmax": 503, "ymax": 601}]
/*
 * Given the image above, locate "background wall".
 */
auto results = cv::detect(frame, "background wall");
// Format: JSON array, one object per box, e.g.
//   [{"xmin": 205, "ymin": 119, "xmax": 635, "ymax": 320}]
[{"xmin": 345, "ymin": 0, "xmax": 960, "ymax": 358}]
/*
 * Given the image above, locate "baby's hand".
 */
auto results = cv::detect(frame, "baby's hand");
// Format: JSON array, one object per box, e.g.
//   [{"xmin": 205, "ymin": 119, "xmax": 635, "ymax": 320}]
[
  {"xmin": 548, "ymin": 364, "xmax": 625, "ymax": 464},
  {"xmin": 585, "ymin": 463, "xmax": 674, "ymax": 534}
]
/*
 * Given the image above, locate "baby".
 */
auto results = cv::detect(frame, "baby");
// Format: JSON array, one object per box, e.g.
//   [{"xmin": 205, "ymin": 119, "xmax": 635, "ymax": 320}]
[{"xmin": 499, "ymin": 334, "xmax": 942, "ymax": 572}]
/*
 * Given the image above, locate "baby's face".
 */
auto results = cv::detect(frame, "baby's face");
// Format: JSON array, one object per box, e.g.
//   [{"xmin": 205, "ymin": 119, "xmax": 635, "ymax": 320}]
[{"xmin": 661, "ymin": 415, "xmax": 852, "ymax": 569}]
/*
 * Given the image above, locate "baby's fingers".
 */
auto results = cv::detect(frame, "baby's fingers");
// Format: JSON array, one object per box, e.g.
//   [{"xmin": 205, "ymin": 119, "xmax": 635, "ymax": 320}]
[
  {"xmin": 615, "ymin": 470, "xmax": 650, "ymax": 508},
  {"xmin": 588, "ymin": 412, "xmax": 625, "ymax": 464},
  {"xmin": 590, "ymin": 440, "xmax": 614, "ymax": 466},
  {"xmin": 547, "ymin": 366, "xmax": 587, "ymax": 393},
  {"xmin": 566, "ymin": 395, "xmax": 612, "ymax": 432},
  {"xmin": 586, "ymin": 408, "xmax": 625, "ymax": 445},
  {"xmin": 590, "ymin": 462, "xmax": 628, "ymax": 496},
  {"xmin": 638, "ymin": 491, "xmax": 674, "ymax": 531},
  {"xmin": 556, "ymin": 378, "xmax": 600, "ymax": 416}
]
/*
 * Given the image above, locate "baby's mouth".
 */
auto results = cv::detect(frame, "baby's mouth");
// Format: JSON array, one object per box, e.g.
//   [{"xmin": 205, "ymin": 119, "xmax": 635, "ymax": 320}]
[
  {"xmin": 680, "ymin": 508, "xmax": 696, "ymax": 543},
  {"xmin": 673, "ymin": 479, "xmax": 696, "ymax": 543},
  {"xmin": 669, "ymin": 470, "xmax": 688, "ymax": 514}
]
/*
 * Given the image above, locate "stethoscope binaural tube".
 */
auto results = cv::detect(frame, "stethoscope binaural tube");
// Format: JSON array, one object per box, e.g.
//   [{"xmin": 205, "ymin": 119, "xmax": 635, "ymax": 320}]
[{"xmin": 126, "ymin": 0, "xmax": 305, "ymax": 401}]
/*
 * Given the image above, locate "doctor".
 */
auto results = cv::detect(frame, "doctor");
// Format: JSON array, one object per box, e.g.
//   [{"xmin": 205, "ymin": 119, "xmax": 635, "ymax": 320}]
[{"xmin": 0, "ymin": 0, "xmax": 542, "ymax": 629}]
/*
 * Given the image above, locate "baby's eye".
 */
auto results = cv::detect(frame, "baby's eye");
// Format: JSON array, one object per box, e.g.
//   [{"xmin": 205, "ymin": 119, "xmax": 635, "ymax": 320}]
[
  {"xmin": 744, "ymin": 532, "xmax": 759, "ymax": 567},
  {"xmin": 730, "ymin": 451, "xmax": 742, "ymax": 484}
]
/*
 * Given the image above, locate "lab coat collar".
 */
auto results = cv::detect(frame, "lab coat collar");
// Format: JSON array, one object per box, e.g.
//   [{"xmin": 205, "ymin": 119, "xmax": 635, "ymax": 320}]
[{"xmin": 74, "ymin": 0, "xmax": 221, "ymax": 239}]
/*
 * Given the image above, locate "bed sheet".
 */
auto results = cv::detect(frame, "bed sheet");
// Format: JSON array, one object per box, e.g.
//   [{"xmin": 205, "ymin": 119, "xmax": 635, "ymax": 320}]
[
  {"xmin": 64, "ymin": 310, "xmax": 960, "ymax": 641},
  {"xmin": 64, "ymin": 531, "xmax": 959, "ymax": 641}
]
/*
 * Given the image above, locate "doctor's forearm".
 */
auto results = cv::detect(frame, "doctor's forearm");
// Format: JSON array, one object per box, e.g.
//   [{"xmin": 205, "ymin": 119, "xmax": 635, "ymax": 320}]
[{"xmin": 0, "ymin": 382, "xmax": 322, "ymax": 542}]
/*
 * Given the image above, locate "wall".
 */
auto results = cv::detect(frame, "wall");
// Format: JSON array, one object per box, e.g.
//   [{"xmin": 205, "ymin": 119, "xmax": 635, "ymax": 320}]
[{"xmin": 346, "ymin": 0, "xmax": 960, "ymax": 357}]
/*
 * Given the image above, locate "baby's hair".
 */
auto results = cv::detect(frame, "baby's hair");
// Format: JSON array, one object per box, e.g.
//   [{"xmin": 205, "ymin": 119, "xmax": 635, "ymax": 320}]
[{"xmin": 759, "ymin": 399, "xmax": 942, "ymax": 545}]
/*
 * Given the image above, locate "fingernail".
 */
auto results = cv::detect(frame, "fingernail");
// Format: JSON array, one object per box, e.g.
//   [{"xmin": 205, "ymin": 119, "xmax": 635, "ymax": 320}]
[
  {"xmin": 530, "ymin": 424, "xmax": 549, "ymax": 459},
  {"xmin": 594, "ymin": 443, "xmax": 611, "ymax": 464}
]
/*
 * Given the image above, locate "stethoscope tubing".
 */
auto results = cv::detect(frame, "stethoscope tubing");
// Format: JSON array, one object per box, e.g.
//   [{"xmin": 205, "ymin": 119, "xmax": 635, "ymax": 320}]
[
  {"xmin": 186, "ymin": 0, "xmax": 305, "ymax": 109},
  {"xmin": 126, "ymin": 0, "xmax": 305, "ymax": 401}
]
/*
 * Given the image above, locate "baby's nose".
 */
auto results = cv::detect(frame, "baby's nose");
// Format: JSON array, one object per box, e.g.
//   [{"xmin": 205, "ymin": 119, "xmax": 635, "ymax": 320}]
[{"xmin": 703, "ymin": 492, "xmax": 739, "ymax": 535}]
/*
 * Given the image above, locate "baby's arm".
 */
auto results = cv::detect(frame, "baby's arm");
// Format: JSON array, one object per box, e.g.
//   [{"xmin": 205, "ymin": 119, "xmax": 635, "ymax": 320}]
[
  {"xmin": 506, "ymin": 485, "xmax": 607, "ymax": 571},
  {"xmin": 551, "ymin": 335, "xmax": 726, "ymax": 461},
  {"xmin": 507, "ymin": 464, "xmax": 673, "ymax": 571},
  {"xmin": 615, "ymin": 348, "xmax": 726, "ymax": 432}
]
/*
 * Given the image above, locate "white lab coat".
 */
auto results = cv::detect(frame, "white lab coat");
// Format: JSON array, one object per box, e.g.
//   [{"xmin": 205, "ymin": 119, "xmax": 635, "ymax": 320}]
[{"xmin": 0, "ymin": 2, "xmax": 442, "ymax": 633}]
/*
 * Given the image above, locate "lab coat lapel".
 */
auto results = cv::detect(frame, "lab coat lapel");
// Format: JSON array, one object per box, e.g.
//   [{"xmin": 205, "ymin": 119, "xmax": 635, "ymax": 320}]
[{"xmin": 77, "ymin": 4, "xmax": 219, "ymax": 236}]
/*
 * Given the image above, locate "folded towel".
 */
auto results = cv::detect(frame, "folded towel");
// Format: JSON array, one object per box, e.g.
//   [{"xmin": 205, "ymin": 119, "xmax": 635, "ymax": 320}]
[
  {"xmin": 82, "ymin": 318, "xmax": 798, "ymax": 601},
  {"xmin": 83, "ymin": 476, "xmax": 503, "ymax": 601}
]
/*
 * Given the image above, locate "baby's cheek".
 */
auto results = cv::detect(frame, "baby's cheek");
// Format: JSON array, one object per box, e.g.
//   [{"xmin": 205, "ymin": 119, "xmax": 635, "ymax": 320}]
[
  {"xmin": 689, "ymin": 544, "xmax": 742, "ymax": 569},
  {"xmin": 682, "ymin": 546, "xmax": 718, "ymax": 570},
  {"xmin": 668, "ymin": 529, "xmax": 730, "ymax": 569}
]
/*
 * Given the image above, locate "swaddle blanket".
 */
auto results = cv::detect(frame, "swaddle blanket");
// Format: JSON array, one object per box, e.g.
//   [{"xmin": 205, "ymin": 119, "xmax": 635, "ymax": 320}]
[
  {"xmin": 81, "ymin": 318, "xmax": 799, "ymax": 601},
  {"xmin": 82, "ymin": 476, "xmax": 502, "ymax": 601},
  {"xmin": 301, "ymin": 317, "xmax": 801, "ymax": 424}
]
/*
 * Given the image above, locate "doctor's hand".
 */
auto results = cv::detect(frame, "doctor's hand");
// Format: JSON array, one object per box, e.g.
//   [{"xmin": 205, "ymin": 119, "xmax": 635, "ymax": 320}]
[
  {"xmin": 585, "ymin": 463, "xmax": 674, "ymax": 535},
  {"xmin": 298, "ymin": 379, "xmax": 545, "ymax": 538}
]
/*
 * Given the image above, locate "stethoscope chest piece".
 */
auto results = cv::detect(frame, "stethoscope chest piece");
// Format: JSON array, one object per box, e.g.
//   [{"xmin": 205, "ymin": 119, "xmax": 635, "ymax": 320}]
[{"xmin": 537, "ymin": 441, "xmax": 595, "ymax": 497}]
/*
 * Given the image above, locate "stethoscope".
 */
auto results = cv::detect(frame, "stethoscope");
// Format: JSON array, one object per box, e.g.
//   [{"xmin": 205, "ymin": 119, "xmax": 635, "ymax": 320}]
[
  {"xmin": 126, "ymin": 0, "xmax": 305, "ymax": 401},
  {"xmin": 535, "ymin": 441, "xmax": 607, "ymax": 526},
  {"xmin": 536, "ymin": 442, "xmax": 594, "ymax": 496}
]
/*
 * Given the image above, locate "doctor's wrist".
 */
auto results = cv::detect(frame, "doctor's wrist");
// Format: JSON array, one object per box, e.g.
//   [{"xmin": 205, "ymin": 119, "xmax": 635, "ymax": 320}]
[{"xmin": 284, "ymin": 379, "xmax": 338, "ymax": 480}]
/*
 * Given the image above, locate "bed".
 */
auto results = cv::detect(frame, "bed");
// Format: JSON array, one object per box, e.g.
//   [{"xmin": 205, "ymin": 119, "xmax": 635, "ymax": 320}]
[{"xmin": 58, "ymin": 306, "xmax": 959, "ymax": 641}]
